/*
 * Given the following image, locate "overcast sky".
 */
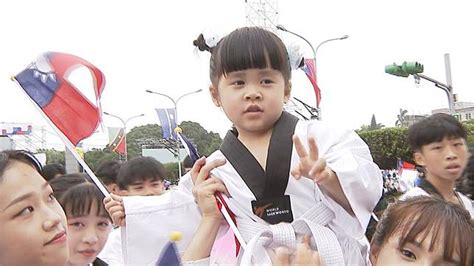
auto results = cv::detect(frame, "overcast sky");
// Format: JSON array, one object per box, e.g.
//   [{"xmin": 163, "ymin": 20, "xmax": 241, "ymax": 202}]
[{"xmin": 1, "ymin": 0, "xmax": 472, "ymax": 150}]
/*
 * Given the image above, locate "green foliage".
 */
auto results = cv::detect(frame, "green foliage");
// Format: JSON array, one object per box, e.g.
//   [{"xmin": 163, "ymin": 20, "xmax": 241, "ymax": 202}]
[
  {"xmin": 163, "ymin": 162, "xmax": 180, "ymax": 184},
  {"xmin": 357, "ymin": 127, "xmax": 412, "ymax": 169},
  {"xmin": 38, "ymin": 149, "xmax": 65, "ymax": 165},
  {"xmin": 84, "ymin": 149, "xmax": 119, "ymax": 171},
  {"xmin": 180, "ymin": 121, "xmax": 222, "ymax": 156},
  {"xmin": 126, "ymin": 124, "xmax": 163, "ymax": 159},
  {"xmin": 395, "ymin": 108, "xmax": 408, "ymax": 127}
]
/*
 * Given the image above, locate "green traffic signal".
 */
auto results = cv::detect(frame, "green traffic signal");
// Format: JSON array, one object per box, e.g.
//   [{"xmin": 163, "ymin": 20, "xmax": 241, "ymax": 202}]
[
  {"xmin": 385, "ymin": 61, "xmax": 424, "ymax": 77},
  {"xmin": 402, "ymin": 61, "xmax": 424, "ymax": 74},
  {"xmin": 385, "ymin": 63, "xmax": 409, "ymax": 77}
]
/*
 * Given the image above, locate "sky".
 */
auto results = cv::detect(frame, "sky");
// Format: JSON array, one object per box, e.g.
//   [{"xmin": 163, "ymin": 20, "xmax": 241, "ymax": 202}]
[{"xmin": 1, "ymin": 0, "xmax": 473, "ymax": 151}]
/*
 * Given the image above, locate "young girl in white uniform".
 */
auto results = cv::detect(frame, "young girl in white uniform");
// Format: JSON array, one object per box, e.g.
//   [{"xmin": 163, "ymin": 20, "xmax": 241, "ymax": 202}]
[{"xmin": 106, "ymin": 26, "xmax": 382, "ymax": 265}]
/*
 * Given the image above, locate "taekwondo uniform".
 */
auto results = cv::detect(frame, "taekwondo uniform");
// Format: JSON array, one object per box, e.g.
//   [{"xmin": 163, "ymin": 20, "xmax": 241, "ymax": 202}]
[{"xmin": 120, "ymin": 112, "xmax": 383, "ymax": 265}]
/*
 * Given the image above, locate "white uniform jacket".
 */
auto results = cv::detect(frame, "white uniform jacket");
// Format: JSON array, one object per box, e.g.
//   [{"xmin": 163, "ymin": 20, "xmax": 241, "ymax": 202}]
[{"xmin": 121, "ymin": 113, "xmax": 383, "ymax": 265}]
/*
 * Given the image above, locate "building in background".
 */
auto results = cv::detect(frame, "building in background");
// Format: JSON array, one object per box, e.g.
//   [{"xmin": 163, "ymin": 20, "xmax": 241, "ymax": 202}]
[{"xmin": 432, "ymin": 101, "xmax": 474, "ymax": 122}]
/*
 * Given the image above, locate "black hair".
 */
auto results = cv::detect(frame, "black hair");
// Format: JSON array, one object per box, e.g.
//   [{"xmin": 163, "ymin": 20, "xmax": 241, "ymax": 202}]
[
  {"xmin": 49, "ymin": 174, "xmax": 110, "ymax": 219},
  {"xmin": 182, "ymin": 155, "xmax": 193, "ymax": 169},
  {"xmin": 49, "ymin": 173, "xmax": 90, "ymax": 200},
  {"xmin": 116, "ymin": 156, "xmax": 166, "ymax": 190},
  {"xmin": 407, "ymin": 113, "xmax": 466, "ymax": 152},
  {"xmin": 95, "ymin": 159, "xmax": 121, "ymax": 186},
  {"xmin": 0, "ymin": 150, "xmax": 42, "ymax": 181},
  {"xmin": 193, "ymin": 27, "xmax": 291, "ymax": 87},
  {"xmin": 42, "ymin": 163, "xmax": 66, "ymax": 181}
]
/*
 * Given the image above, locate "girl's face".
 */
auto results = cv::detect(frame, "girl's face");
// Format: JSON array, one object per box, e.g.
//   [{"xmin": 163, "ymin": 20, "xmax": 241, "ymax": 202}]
[
  {"xmin": 371, "ymin": 231, "xmax": 461, "ymax": 266},
  {"xmin": 0, "ymin": 161, "xmax": 68, "ymax": 266},
  {"xmin": 66, "ymin": 201, "xmax": 112, "ymax": 265},
  {"xmin": 211, "ymin": 67, "xmax": 290, "ymax": 137}
]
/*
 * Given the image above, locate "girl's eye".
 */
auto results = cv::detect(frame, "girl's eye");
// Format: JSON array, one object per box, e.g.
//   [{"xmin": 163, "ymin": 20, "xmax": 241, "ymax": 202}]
[
  {"xmin": 17, "ymin": 206, "xmax": 34, "ymax": 217},
  {"xmin": 261, "ymin": 79, "xmax": 273, "ymax": 84},
  {"xmin": 231, "ymin": 80, "xmax": 244, "ymax": 86},
  {"xmin": 454, "ymin": 142, "xmax": 464, "ymax": 147},
  {"xmin": 432, "ymin": 146, "xmax": 442, "ymax": 150},
  {"xmin": 69, "ymin": 222, "xmax": 84, "ymax": 228},
  {"xmin": 98, "ymin": 221, "xmax": 111, "ymax": 227},
  {"xmin": 400, "ymin": 249, "xmax": 416, "ymax": 260}
]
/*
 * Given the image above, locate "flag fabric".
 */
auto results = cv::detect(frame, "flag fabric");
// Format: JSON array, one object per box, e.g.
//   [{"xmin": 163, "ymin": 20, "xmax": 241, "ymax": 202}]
[
  {"xmin": 108, "ymin": 127, "xmax": 126, "ymax": 154},
  {"xmin": 155, "ymin": 108, "xmax": 177, "ymax": 139},
  {"xmin": 397, "ymin": 159, "xmax": 416, "ymax": 171},
  {"xmin": 155, "ymin": 241, "xmax": 181, "ymax": 266},
  {"xmin": 177, "ymin": 132, "xmax": 199, "ymax": 163},
  {"xmin": 14, "ymin": 52, "xmax": 105, "ymax": 146},
  {"xmin": 301, "ymin": 58, "xmax": 321, "ymax": 108}
]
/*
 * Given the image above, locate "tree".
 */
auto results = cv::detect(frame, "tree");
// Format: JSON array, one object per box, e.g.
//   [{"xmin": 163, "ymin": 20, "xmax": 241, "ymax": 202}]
[
  {"xmin": 38, "ymin": 149, "xmax": 65, "ymax": 165},
  {"xmin": 359, "ymin": 114, "xmax": 384, "ymax": 131},
  {"xmin": 84, "ymin": 149, "xmax": 119, "ymax": 171},
  {"xmin": 395, "ymin": 108, "xmax": 408, "ymax": 127}
]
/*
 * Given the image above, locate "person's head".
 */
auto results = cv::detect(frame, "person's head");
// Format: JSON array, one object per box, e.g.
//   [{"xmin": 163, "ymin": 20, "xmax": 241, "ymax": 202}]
[
  {"xmin": 194, "ymin": 27, "xmax": 292, "ymax": 135},
  {"xmin": 0, "ymin": 150, "xmax": 68, "ymax": 266},
  {"xmin": 42, "ymin": 163, "xmax": 66, "ymax": 181},
  {"xmin": 408, "ymin": 113, "xmax": 470, "ymax": 184},
  {"xmin": 370, "ymin": 196, "xmax": 473, "ymax": 266},
  {"xmin": 95, "ymin": 159, "xmax": 121, "ymax": 194},
  {"xmin": 50, "ymin": 179, "xmax": 112, "ymax": 266},
  {"xmin": 182, "ymin": 155, "xmax": 193, "ymax": 173},
  {"xmin": 116, "ymin": 156, "xmax": 166, "ymax": 196},
  {"xmin": 458, "ymin": 153, "xmax": 474, "ymax": 200}
]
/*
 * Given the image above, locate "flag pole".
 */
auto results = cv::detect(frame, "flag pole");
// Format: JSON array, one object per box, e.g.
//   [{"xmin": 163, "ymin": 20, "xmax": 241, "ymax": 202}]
[{"xmin": 11, "ymin": 77, "xmax": 110, "ymax": 197}]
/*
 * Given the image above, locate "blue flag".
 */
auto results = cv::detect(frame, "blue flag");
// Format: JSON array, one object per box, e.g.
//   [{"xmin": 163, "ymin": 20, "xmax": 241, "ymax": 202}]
[
  {"xmin": 156, "ymin": 242, "xmax": 180, "ymax": 266},
  {"xmin": 177, "ymin": 132, "xmax": 199, "ymax": 164},
  {"xmin": 155, "ymin": 108, "xmax": 177, "ymax": 139}
]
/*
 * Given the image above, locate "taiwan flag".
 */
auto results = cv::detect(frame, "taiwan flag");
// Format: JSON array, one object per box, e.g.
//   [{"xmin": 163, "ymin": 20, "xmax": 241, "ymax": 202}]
[
  {"xmin": 14, "ymin": 52, "xmax": 105, "ymax": 146},
  {"xmin": 301, "ymin": 58, "xmax": 321, "ymax": 108}
]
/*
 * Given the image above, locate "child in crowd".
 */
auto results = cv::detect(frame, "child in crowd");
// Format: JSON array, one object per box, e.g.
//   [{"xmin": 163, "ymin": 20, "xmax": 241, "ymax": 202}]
[
  {"xmin": 0, "ymin": 150, "xmax": 69, "ymax": 266},
  {"xmin": 117, "ymin": 156, "xmax": 166, "ymax": 196},
  {"xmin": 402, "ymin": 113, "xmax": 473, "ymax": 216},
  {"xmin": 50, "ymin": 175, "xmax": 112, "ymax": 266},
  {"xmin": 370, "ymin": 196, "xmax": 473, "ymax": 265},
  {"xmin": 95, "ymin": 159, "xmax": 122, "ymax": 194},
  {"xmin": 99, "ymin": 156, "xmax": 168, "ymax": 265},
  {"xmin": 106, "ymin": 26, "xmax": 382, "ymax": 265}
]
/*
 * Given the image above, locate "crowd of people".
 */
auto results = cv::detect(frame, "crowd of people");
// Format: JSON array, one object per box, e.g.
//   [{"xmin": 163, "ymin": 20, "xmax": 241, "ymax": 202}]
[{"xmin": 0, "ymin": 26, "xmax": 473, "ymax": 265}]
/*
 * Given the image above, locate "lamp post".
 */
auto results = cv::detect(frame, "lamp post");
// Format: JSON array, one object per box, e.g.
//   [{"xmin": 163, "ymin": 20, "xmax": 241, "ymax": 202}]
[
  {"xmin": 103, "ymin": 112, "xmax": 145, "ymax": 161},
  {"xmin": 276, "ymin": 25, "xmax": 349, "ymax": 120},
  {"xmin": 146, "ymin": 89, "xmax": 202, "ymax": 177}
]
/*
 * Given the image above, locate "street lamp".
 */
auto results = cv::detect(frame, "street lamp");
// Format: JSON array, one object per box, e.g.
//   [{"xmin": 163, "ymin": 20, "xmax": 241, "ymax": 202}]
[
  {"xmin": 146, "ymin": 89, "xmax": 202, "ymax": 177},
  {"xmin": 103, "ymin": 112, "xmax": 145, "ymax": 161},
  {"xmin": 277, "ymin": 24, "xmax": 349, "ymax": 120}
]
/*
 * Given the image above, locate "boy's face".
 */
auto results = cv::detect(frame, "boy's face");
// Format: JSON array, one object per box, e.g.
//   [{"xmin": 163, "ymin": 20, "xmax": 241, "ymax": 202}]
[
  {"xmin": 211, "ymin": 67, "xmax": 290, "ymax": 137},
  {"xmin": 414, "ymin": 136, "xmax": 470, "ymax": 183},
  {"xmin": 0, "ymin": 161, "xmax": 69, "ymax": 266},
  {"xmin": 122, "ymin": 179, "xmax": 164, "ymax": 196},
  {"xmin": 67, "ymin": 201, "xmax": 112, "ymax": 265}
]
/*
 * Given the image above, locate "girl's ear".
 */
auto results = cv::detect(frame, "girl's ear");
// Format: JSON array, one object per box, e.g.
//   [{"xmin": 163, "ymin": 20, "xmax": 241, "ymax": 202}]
[
  {"xmin": 369, "ymin": 242, "xmax": 379, "ymax": 265},
  {"xmin": 209, "ymin": 85, "xmax": 221, "ymax": 107}
]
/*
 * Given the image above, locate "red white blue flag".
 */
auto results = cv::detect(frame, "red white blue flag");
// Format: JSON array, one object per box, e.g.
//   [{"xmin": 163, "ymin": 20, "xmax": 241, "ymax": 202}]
[
  {"xmin": 301, "ymin": 58, "xmax": 321, "ymax": 108},
  {"xmin": 14, "ymin": 52, "xmax": 105, "ymax": 146}
]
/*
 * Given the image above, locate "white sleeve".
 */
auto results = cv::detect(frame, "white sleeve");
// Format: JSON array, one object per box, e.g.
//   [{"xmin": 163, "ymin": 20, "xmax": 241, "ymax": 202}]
[{"xmin": 309, "ymin": 122, "xmax": 383, "ymax": 232}]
